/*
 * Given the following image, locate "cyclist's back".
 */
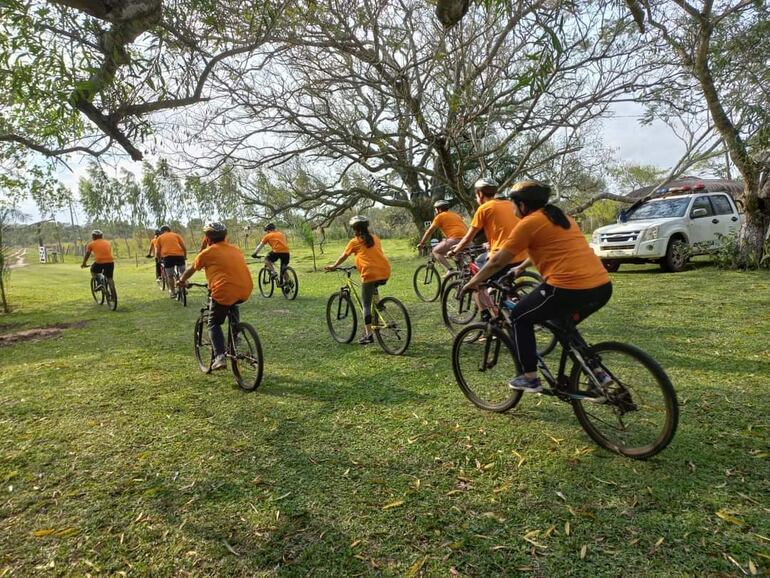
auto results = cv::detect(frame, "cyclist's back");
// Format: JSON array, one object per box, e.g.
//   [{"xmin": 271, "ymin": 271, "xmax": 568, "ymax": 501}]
[{"xmin": 195, "ymin": 241, "xmax": 253, "ymax": 306}]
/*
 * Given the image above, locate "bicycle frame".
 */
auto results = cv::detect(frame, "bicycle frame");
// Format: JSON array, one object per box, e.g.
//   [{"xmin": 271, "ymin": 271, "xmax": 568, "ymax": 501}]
[{"xmin": 334, "ymin": 268, "xmax": 386, "ymax": 328}]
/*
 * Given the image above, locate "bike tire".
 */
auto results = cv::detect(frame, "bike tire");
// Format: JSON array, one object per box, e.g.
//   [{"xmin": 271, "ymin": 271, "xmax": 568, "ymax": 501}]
[
  {"xmin": 441, "ymin": 279, "xmax": 478, "ymax": 334},
  {"xmin": 230, "ymin": 322, "xmax": 264, "ymax": 391},
  {"xmin": 281, "ymin": 267, "xmax": 299, "ymax": 300},
  {"xmin": 412, "ymin": 264, "xmax": 440, "ymax": 303},
  {"xmin": 258, "ymin": 267, "xmax": 274, "ymax": 298},
  {"xmin": 452, "ymin": 322, "xmax": 523, "ymax": 413},
  {"xmin": 440, "ymin": 270, "xmax": 463, "ymax": 298},
  {"xmin": 194, "ymin": 317, "xmax": 213, "ymax": 373},
  {"xmin": 326, "ymin": 291, "xmax": 357, "ymax": 344},
  {"xmin": 181, "ymin": 286, "xmax": 187, "ymax": 307},
  {"xmin": 105, "ymin": 280, "xmax": 118, "ymax": 311},
  {"xmin": 90, "ymin": 277, "xmax": 104, "ymax": 305},
  {"xmin": 569, "ymin": 341, "xmax": 678, "ymax": 459},
  {"xmin": 373, "ymin": 297, "xmax": 412, "ymax": 355}
]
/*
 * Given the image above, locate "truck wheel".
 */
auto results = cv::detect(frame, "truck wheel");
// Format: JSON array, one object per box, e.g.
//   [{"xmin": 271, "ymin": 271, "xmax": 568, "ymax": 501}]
[
  {"xmin": 661, "ymin": 238, "xmax": 688, "ymax": 272},
  {"xmin": 602, "ymin": 259, "xmax": 620, "ymax": 273}
]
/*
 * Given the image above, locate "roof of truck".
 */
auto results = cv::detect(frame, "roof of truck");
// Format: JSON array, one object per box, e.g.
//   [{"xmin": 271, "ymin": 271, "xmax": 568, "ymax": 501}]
[{"xmin": 626, "ymin": 177, "xmax": 743, "ymax": 200}]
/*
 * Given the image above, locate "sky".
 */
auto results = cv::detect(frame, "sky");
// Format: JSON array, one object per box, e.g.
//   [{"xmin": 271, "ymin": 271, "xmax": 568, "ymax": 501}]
[{"xmin": 15, "ymin": 102, "xmax": 686, "ymax": 224}]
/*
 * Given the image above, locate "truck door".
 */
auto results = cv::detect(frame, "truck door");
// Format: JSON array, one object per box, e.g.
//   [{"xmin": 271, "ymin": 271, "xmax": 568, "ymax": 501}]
[
  {"xmin": 687, "ymin": 196, "xmax": 717, "ymax": 252},
  {"xmin": 709, "ymin": 194, "xmax": 740, "ymax": 241}
]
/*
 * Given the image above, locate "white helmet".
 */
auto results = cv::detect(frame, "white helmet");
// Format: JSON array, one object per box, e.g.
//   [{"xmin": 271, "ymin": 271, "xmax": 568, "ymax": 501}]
[
  {"xmin": 91, "ymin": 229, "xmax": 103, "ymax": 237},
  {"xmin": 348, "ymin": 215, "xmax": 369, "ymax": 226},
  {"xmin": 433, "ymin": 199, "xmax": 451, "ymax": 209},
  {"xmin": 474, "ymin": 178, "xmax": 498, "ymax": 189}
]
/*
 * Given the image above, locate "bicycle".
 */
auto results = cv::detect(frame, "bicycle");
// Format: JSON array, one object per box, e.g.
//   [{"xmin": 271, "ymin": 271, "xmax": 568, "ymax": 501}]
[
  {"xmin": 157, "ymin": 259, "xmax": 167, "ymax": 291},
  {"xmin": 253, "ymin": 256, "xmax": 299, "ymax": 300},
  {"xmin": 189, "ymin": 282, "xmax": 264, "ymax": 391},
  {"xmin": 168, "ymin": 266, "xmax": 187, "ymax": 306},
  {"xmin": 412, "ymin": 253, "xmax": 442, "ymax": 302},
  {"xmin": 326, "ymin": 266, "xmax": 412, "ymax": 355},
  {"xmin": 90, "ymin": 273, "xmax": 118, "ymax": 311},
  {"xmin": 452, "ymin": 278, "xmax": 678, "ymax": 459}
]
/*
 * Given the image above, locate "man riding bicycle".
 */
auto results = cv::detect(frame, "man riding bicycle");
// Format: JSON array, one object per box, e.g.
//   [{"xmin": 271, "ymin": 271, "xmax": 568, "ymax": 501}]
[
  {"xmin": 81, "ymin": 230, "xmax": 115, "ymax": 289},
  {"xmin": 252, "ymin": 223, "xmax": 290, "ymax": 286},
  {"xmin": 155, "ymin": 225, "xmax": 187, "ymax": 298},
  {"xmin": 416, "ymin": 199, "xmax": 468, "ymax": 274},
  {"xmin": 448, "ymin": 178, "xmax": 527, "ymax": 320},
  {"xmin": 463, "ymin": 180, "xmax": 613, "ymax": 393},
  {"xmin": 145, "ymin": 228, "xmax": 162, "ymax": 283},
  {"xmin": 178, "ymin": 222, "xmax": 254, "ymax": 370}
]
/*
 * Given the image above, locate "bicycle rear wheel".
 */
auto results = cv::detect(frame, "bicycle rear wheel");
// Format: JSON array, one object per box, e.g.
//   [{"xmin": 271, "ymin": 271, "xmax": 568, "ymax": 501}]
[
  {"xmin": 373, "ymin": 297, "xmax": 412, "ymax": 355},
  {"xmin": 105, "ymin": 280, "xmax": 118, "ymax": 311},
  {"xmin": 412, "ymin": 264, "xmax": 440, "ymax": 302},
  {"xmin": 230, "ymin": 322, "xmax": 264, "ymax": 391},
  {"xmin": 569, "ymin": 341, "xmax": 678, "ymax": 459},
  {"xmin": 90, "ymin": 277, "xmax": 104, "ymax": 305},
  {"xmin": 441, "ymin": 279, "xmax": 478, "ymax": 334},
  {"xmin": 258, "ymin": 267, "xmax": 274, "ymax": 298},
  {"xmin": 452, "ymin": 323, "xmax": 522, "ymax": 413},
  {"xmin": 281, "ymin": 267, "xmax": 299, "ymax": 300},
  {"xmin": 326, "ymin": 291, "xmax": 357, "ymax": 343},
  {"xmin": 194, "ymin": 317, "xmax": 213, "ymax": 373}
]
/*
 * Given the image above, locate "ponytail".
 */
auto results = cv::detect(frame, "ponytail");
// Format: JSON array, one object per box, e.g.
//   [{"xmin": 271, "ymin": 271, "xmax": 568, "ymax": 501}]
[
  {"xmin": 542, "ymin": 204, "xmax": 571, "ymax": 229},
  {"xmin": 353, "ymin": 223, "xmax": 375, "ymax": 248}
]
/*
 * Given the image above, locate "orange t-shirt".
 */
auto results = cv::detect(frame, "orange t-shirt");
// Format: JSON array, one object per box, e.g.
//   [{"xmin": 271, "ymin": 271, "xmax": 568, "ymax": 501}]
[
  {"xmin": 501, "ymin": 210, "xmax": 610, "ymax": 290},
  {"xmin": 261, "ymin": 231, "xmax": 289, "ymax": 253},
  {"xmin": 193, "ymin": 242, "xmax": 254, "ymax": 306},
  {"xmin": 156, "ymin": 232, "xmax": 186, "ymax": 258},
  {"xmin": 470, "ymin": 198, "xmax": 526, "ymax": 264},
  {"xmin": 432, "ymin": 211, "xmax": 467, "ymax": 239},
  {"xmin": 343, "ymin": 235, "xmax": 391, "ymax": 283},
  {"xmin": 150, "ymin": 237, "xmax": 158, "ymax": 250},
  {"xmin": 87, "ymin": 239, "xmax": 113, "ymax": 264}
]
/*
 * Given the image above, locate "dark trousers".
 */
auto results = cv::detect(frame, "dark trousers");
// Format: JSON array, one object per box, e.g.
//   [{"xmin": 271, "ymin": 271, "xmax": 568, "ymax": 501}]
[
  {"xmin": 208, "ymin": 299, "xmax": 240, "ymax": 355},
  {"xmin": 510, "ymin": 282, "xmax": 612, "ymax": 373},
  {"xmin": 154, "ymin": 259, "xmax": 161, "ymax": 278}
]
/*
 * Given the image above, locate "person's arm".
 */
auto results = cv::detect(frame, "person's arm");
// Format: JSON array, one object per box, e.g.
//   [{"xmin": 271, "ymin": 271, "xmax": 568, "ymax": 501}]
[
  {"xmin": 252, "ymin": 242, "xmax": 266, "ymax": 258},
  {"xmin": 180, "ymin": 236, "xmax": 187, "ymax": 258},
  {"xmin": 513, "ymin": 257, "xmax": 532, "ymax": 276},
  {"xmin": 177, "ymin": 265, "xmax": 197, "ymax": 287},
  {"xmin": 463, "ymin": 248, "xmax": 513, "ymax": 291},
  {"xmin": 417, "ymin": 223, "xmax": 438, "ymax": 247},
  {"xmin": 81, "ymin": 250, "xmax": 92, "ymax": 268},
  {"xmin": 146, "ymin": 242, "xmax": 155, "ymax": 258},
  {"xmin": 325, "ymin": 252, "xmax": 349, "ymax": 271},
  {"xmin": 448, "ymin": 226, "xmax": 481, "ymax": 256}
]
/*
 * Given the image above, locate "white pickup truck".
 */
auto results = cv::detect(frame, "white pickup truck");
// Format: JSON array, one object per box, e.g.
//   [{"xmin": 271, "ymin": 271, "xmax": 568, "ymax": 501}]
[{"xmin": 590, "ymin": 184, "xmax": 743, "ymax": 272}]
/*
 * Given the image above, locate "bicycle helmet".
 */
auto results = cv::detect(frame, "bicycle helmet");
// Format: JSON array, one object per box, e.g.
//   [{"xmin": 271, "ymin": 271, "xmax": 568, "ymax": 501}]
[
  {"xmin": 348, "ymin": 215, "xmax": 369, "ymax": 226},
  {"xmin": 154, "ymin": 228, "xmax": 162, "ymax": 235},
  {"xmin": 203, "ymin": 221, "xmax": 227, "ymax": 233},
  {"xmin": 91, "ymin": 229, "xmax": 103, "ymax": 237},
  {"xmin": 509, "ymin": 180, "xmax": 551, "ymax": 205},
  {"xmin": 474, "ymin": 178, "xmax": 498, "ymax": 189},
  {"xmin": 264, "ymin": 223, "xmax": 276, "ymax": 232},
  {"xmin": 433, "ymin": 199, "xmax": 451, "ymax": 209},
  {"xmin": 160, "ymin": 225, "xmax": 171, "ymax": 232}
]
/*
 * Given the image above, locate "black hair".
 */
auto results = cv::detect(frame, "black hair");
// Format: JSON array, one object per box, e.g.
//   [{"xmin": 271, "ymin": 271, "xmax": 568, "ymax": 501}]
[
  {"xmin": 477, "ymin": 185, "xmax": 497, "ymax": 198},
  {"xmin": 352, "ymin": 221, "xmax": 375, "ymax": 248},
  {"xmin": 542, "ymin": 204, "xmax": 571, "ymax": 229},
  {"xmin": 206, "ymin": 231, "xmax": 227, "ymax": 243},
  {"xmin": 510, "ymin": 180, "xmax": 570, "ymax": 229}
]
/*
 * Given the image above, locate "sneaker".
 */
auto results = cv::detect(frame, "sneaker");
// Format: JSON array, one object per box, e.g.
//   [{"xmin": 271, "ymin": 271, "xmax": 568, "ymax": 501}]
[
  {"xmin": 211, "ymin": 354, "xmax": 227, "ymax": 370},
  {"xmin": 358, "ymin": 334, "xmax": 374, "ymax": 345},
  {"xmin": 169, "ymin": 291, "xmax": 177, "ymax": 299},
  {"xmin": 508, "ymin": 375, "xmax": 543, "ymax": 393},
  {"xmin": 480, "ymin": 310, "xmax": 492, "ymax": 323}
]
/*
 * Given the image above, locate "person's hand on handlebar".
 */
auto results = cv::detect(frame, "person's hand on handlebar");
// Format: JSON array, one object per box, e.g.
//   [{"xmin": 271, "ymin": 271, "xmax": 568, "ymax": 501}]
[
  {"xmin": 177, "ymin": 278, "xmax": 188, "ymax": 288},
  {"xmin": 324, "ymin": 264, "xmax": 337, "ymax": 272}
]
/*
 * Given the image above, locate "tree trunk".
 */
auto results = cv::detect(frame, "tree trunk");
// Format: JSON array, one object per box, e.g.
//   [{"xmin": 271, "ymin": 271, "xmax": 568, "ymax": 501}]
[
  {"xmin": 738, "ymin": 189, "xmax": 769, "ymax": 267},
  {"xmin": 410, "ymin": 200, "xmax": 434, "ymax": 257}
]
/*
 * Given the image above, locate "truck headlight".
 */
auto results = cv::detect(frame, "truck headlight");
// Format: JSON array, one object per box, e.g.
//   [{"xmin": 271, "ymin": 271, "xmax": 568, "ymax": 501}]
[
  {"xmin": 592, "ymin": 231, "xmax": 600, "ymax": 244},
  {"xmin": 639, "ymin": 226, "xmax": 660, "ymax": 242}
]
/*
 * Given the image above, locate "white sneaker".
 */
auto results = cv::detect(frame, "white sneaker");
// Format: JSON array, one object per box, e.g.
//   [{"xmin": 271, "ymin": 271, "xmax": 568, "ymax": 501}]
[{"xmin": 211, "ymin": 354, "xmax": 227, "ymax": 370}]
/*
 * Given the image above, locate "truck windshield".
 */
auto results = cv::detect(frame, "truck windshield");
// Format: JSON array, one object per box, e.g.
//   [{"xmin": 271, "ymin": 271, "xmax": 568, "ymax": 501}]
[{"xmin": 626, "ymin": 198, "xmax": 689, "ymax": 220}]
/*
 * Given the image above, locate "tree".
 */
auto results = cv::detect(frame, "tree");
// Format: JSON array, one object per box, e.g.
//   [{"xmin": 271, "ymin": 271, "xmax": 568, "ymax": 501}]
[
  {"xmin": 0, "ymin": 203, "xmax": 29, "ymax": 313},
  {"xmin": 183, "ymin": 0, "xmax": 659, "ymax": 233}
]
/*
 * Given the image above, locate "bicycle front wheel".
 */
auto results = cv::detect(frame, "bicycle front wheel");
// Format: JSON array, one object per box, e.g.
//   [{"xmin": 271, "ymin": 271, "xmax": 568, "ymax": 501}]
[
  {"xmin": 105, "ymin": 280, "xmax": 118, "ymax": 311},
  {"xmin": 441, "ymin": 279, "xmax": 478, "ymax": 334},
  {"xmin": 452, "ymin": 323, "xmax": 522, "ymax": 413},
  {"xmin": 412, "ymin": 264, "xmax": 440, "ymax": 302},
  {"xmin": 326, "ymin": 291, "xmax": 357, "ymax": 344},
  {"xmin": 374, "ymin": 297, "xmax": 412, "ymax": 355},
  {"xmin": 569, "ymin": 341, "xmax": 678, "ymax": 459},
  {"xmin": 194, "ymin": 317, "xmax": 213, "ymax": 373},
  {"xmin": 90, "ymin": 277, "xmax": 104, "ymax": 305},
  {"xmin": 281, "ymin": 267, "xmax": 299, "ymax": 300},
  {"xmin": 230, "ymin": 322, "xmax": 264, "ymax": 391},
  {"xmin": 258, "ymin": 267, "xmax": 274, "ymax": 298}
]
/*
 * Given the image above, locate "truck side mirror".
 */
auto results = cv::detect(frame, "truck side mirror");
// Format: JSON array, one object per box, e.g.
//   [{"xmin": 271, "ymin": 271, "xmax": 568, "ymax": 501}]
[
  {"xmin": 618, "ymin": 209, "xmax": 628, "ymax": 223},
  {"xmin": 691, "ymin": 208, "xmax": 708, "ymax": 218}
]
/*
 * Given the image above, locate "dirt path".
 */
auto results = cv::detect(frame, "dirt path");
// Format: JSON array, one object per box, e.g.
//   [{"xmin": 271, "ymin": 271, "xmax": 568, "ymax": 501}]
[{"xmin": 8, "ymin": 248, "xmax": 27, "ymax": 269}]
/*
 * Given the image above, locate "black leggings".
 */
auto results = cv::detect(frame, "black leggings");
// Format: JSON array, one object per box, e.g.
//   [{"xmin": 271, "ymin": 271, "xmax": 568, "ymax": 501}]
[
  {"xmin": 510, "ymin": 282, "xmax": 612, "ymax": 373},
  {"xmin": 362, "ymin": 279, "xmax": 387, "ymax": 324}
]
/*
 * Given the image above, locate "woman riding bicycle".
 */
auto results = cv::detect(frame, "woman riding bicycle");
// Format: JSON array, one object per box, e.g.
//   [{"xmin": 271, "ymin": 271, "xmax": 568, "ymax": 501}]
[
  {"xmin": 463, "ymin": 180, "xmax": 612, "ymax": 393},
  {"xmin": 325, "ymin": 216, "xmax": 391, "ymax": 345}
]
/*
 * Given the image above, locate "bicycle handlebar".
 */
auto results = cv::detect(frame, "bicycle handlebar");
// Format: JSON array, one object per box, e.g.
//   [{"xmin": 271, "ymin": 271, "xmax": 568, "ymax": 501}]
[{"xmin": 187, "ymin": 282, "xmax": 209, "ymax": 288}]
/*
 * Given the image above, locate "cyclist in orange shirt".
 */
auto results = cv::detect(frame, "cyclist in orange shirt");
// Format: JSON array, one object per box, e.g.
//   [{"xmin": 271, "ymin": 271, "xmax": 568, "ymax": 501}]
[
  {"xmin": 81, "ymin": 229, "xmax": 116, "ymax": 293},
  {"xmin": 463, "ymin": 180, "xmax": 612, "ymax": 393},
  {"xmin": 252, "ymin": 223, "xmax": 291, "ymax": 286},
  {"xmin": 448, "ymin": 178, "xmax": 526, "ymax": 319},
  {"xmin": 145, "ymin": 228, "xmax": 162, "ymax": 283},
  {"xmin": 155, "ymin": 224, "xmax": 188, "ymax": 298},
  {"xmin": 416, "ymin": 199, "xmax": 468, "ymax": 274},
  {"xmin": 325, "ymin": 216, "xmax": 391, "ymax": 345},
  {"xmin": 179, "ymin": 222, "xmax": 254, "ymax": 370}
]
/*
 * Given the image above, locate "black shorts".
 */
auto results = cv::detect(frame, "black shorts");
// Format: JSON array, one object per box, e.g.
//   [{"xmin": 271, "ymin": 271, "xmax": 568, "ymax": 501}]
[
  {"xmin": 91, "ymin": 262, "xmax": 115, "ymax": 278},
  {"xmin": 163, "ymin": 255, "xmax": 186, "ymax": 270},
  {"xmin": 267, "ymin": 252, "xmax": 290, "ymax": 270}
]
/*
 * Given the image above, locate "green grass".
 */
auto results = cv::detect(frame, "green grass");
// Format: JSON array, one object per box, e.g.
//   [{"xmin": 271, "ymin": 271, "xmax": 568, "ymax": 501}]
[{"xmin": 1, "ymin": 241, "xmax": 769, "ymax": 577}]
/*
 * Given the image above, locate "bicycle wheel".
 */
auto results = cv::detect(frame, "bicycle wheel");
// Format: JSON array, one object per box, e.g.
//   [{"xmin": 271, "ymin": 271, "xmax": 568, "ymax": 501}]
[
  {"xmin": 326, "ymin": 291, "xmax": 357, "ymax": 343},
  {"xmin": 90, "ymin": 277, "xmax": 104, "ymax": 305},
  {"xmin": 441, "ymin": 279, "xmax": 478, "ymax": 334},
  {"xmin": 452, "ymin": 323, "xmax": 523, "ymax": 413},
  {"xmin": 569, "ymin": 341, "xmax": 678, "ymax": 459},
  {"xmin": 105, "ymin": 280, "xmax": 118, "ymax": 311},
  {"xmin": 373, "ymin": 297, "xmax": 412, "ymax": 355},
  {"xmin": 230, "ymin": 322, "xmax": 264, "ymax": 391},
  {"xmin": 412, "ymin": 264, "xmax": 440, "ymax": 302},
  {"xmin": 258, "ymin": 267, "xmax": 274, "ymax": 298},
  {"xmin": 440, "ymin": 270, "xmax": 463, "ymax": 298},
  {"xmin": 281, "ymin": 267, "xmax": 299, "ymax": 300},
  {"xmin": 180, "ymin": 286, "xmax": 187, "ymax": 307},
  {"xmin": 194, "ymin": 317, "xmax": 213, "ymax": 373}
]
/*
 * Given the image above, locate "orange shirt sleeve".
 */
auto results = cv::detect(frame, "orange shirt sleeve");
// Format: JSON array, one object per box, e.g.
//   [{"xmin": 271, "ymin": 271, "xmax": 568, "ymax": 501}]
[
  {"xmin": 342, "ymin": 238, "xmax": 357, "ymax": 257},
  {"xmin": 470, "ymin": 205, "xmax": 485, "ymax": 230}
]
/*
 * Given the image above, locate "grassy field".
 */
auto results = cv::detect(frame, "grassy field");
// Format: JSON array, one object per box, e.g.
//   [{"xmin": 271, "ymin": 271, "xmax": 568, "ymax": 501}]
[{"xmin": 1, "ymin": 240, "xmax": 769, "ymax": 577}]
